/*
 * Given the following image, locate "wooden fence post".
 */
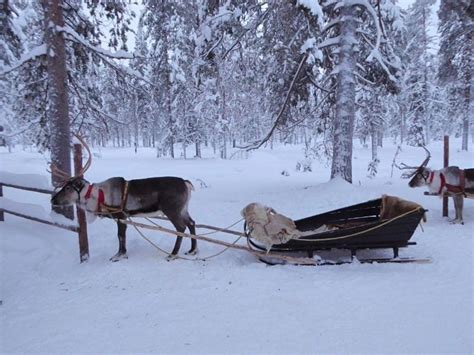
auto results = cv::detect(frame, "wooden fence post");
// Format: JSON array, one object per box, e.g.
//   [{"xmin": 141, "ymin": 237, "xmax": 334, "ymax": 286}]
[
  {"xmin": 0, "ymin": 183, "xmax": 4, "ymax": 221},
  {"xmin": 443, "ymin": 136, "xmax": 449, "ymax": 217},
  {"xmin": 74, "ymin": 143, "xmax": 89, "ymax": 262}
]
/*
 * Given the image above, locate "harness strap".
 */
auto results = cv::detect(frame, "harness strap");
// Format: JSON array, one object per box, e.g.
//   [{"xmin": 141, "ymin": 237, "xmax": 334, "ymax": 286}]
[
  {"xmin": 438, "ymin": 173, "xmax": 446, "ymax": 195},
  {"xmin": 84, "ymin": 184, "xmax": 106, "ymax": 212},
  {"xmin": 84, "ymin": 184, "xmax": 93, "ymax": 199},
  {"xmin": 98, "ymin": 189, "xmax": 105, "ymax": 211},
  {"xmin": 445, "ymin": 169, "xmax": 466, "ymax": 195},
  {"xmin": 436, "ymin": 171, "xmax": 466, "ymax": 195},
  {"xmin": 428, "ymin": 171, "xmax": 435, "ymax": 184},
  {"xmin": 120, "ymin": 181, "xmax": 130, "ymax": 212}
]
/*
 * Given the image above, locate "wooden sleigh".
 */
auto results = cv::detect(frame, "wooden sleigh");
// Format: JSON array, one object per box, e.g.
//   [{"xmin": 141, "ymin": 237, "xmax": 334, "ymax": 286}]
[
  {"xmin": 245, "ymin": 195, "xmax": 430, "ymax": 265},
  {"xmin": 120, "ymin": 196, "xmax": 429, "ymax": 266}
]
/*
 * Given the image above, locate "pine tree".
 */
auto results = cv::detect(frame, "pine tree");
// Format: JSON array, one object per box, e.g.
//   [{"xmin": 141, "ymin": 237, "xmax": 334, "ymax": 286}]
[{"xmin": 438, "ymin": 0, "xmax": 472, "ymax": 151}]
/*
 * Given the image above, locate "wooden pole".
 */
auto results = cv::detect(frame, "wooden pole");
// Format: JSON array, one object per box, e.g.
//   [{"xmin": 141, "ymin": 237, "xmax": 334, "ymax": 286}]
[
  {"xmin": 120, "ymin": 219, "xmax": 317, "ymax": 265},
  {"xmin": 443, "ymin": 136, "xmax": 449, "ymax": 217},
  {"xmin": 74, "ymin": 143, "xmax": 89, "ymax": 262}
]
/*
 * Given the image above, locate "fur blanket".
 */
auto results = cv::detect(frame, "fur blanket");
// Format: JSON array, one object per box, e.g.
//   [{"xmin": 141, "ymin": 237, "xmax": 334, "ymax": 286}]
[
  {"xmin": 241, "ymin": 203, "xmax": 301, "ymax": 251},
  {"xmin": 380, "ymin": 194, "xmax": 426, "ymax": 222}
]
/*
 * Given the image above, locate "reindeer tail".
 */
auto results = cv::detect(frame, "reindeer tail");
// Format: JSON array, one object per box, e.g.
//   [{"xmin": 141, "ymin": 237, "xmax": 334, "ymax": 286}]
[{"xmin": 185, "ymin": 180, "xmax": 195, "ymax": 192}]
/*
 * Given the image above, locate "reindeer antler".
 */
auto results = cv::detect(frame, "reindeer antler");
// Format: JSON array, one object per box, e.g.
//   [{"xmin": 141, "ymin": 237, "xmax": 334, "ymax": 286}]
[
  {"xmin": 48, "ymin": 163, "xmax": 71, "ymax": 185},
  {"xmin": 420, "ymin": 145, "xmax": 431, "ymax": 167},
  {"xmin": 48, "ymin": 133, "xmax": 92, "ymax": 185},
  {"xmin": 73, "ymin": 134, "xmax": 92, "ymax": 177},
  {"xmin": 396, "ymin": 145, "xmax": 431, "ymax": 179}
]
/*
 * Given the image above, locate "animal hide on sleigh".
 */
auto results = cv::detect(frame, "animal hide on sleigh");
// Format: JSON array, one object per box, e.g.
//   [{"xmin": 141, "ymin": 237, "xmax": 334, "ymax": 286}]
[
  {"xmin": 241, "ymin": 203, "xmax": 301, "ymax": 251},
  {"xmin": 380, "ymin": 194, "xmax": 427, "ymax": 222}
]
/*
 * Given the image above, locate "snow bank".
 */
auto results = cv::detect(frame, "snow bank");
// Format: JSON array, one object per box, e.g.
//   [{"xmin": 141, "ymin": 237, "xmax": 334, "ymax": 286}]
[
  {"xmin": 0, "ymin": 171, "xmax": 51, "ymax": 190},
  {"xmin": 0, "ymin": 141, "xmax": 472, "ymax": 354},
  {"xmin": 0, "ymin": 197, "xmax": 77, "ymax": 228}
]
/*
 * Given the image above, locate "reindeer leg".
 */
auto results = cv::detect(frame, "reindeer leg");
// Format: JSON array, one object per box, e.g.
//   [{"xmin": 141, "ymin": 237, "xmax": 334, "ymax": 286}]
[
  {"xmin": 453, "ymin": 195, "xmax": 464, "ymax": 225},
  {"xmin": 166, "ymin": 216, "xmax": 186, "ymax": 261},
  {"xmin": 110, "ymin": 220, "xmax": 128, "ymax": 261},
  {"xmin": 185, "ymin": 216, "xmax": 198, "ymax": 256},
  {"xmin": 167, "ymin": 234, "xmax": 183, "ymax": 261}
]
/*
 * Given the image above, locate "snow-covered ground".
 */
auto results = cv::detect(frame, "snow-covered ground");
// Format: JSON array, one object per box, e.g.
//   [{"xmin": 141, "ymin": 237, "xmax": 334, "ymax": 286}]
[{"xmin": 0, "ymin": 140, "xmax": 472, "ymax": 354}]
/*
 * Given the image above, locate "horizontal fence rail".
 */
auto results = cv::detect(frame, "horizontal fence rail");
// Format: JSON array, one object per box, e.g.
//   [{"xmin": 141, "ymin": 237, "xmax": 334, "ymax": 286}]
[{"xmin": 0, "ymin": 143, "xmax": 89, "ymax": 262}]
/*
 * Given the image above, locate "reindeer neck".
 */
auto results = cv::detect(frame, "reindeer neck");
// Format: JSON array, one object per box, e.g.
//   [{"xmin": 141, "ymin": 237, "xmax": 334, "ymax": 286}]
[
  {"xmin": 78, "ymin": 181, "xmax": 100, "ymax": 211},
  {"xmin": 426, "ymin": 170, "xmax": 442, "ymax": 193}
]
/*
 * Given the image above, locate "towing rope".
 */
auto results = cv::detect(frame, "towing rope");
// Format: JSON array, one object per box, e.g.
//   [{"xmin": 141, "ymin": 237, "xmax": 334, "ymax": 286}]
[
  {"xmin": 119, "ymin": 218, "xmax": 318, "ymax": 265},
  {"xmin": 131, "ymin": 216, "xmax": 245, "ymax": 261}
]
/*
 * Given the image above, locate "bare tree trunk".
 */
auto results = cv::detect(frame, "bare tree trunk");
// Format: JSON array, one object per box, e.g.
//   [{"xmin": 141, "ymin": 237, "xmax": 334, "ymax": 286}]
[
  {"xmin": 44, "ymin": 0, "xmax": 73, "ymax": 218},
  {"xmin": 461, "ymin": 48, "xmax": 471, "ymax": 151},
  {"xmin": 330, "ymin": 3, "xmax": 356, "ymax": 183},
  {"xmin": 377, "ymin": 130, "xmax": 383, "ymax": 148},
  {"xmin": 133, "ymin": 94, "xmax": 139, "ymax": 153},
  {"xmin": 422, "ymin": 7, "xmax": 431, "ymax": 145},
  {"xmin": 195, "ymin": 141, "xmax": 201, "ymax": 158},
  {"xmin": 371, "ymin": 125, "xmax": 378, "ymax": 162}
]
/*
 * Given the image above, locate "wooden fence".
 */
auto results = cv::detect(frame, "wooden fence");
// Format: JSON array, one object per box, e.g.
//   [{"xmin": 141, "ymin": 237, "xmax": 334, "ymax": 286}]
[{"xmin": 0, "ymin": 143, "xmax": 89, "ymax": 262}]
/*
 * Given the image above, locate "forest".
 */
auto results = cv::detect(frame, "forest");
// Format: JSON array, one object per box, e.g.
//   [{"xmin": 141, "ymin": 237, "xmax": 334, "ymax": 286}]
[{"xmin": 1, "ymin": 0, "xmax": 472, "ymax": 184}]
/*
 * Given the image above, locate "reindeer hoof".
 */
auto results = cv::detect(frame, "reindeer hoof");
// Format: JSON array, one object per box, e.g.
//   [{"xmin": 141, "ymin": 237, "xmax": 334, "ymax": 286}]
[
  {"xmin": 185, "ymin": 248, "xmax": 198, "ymax": 256},
  {"xmin": 166, "ymin": 254, "xmax": 179, "ymax": 261},
  {"xmin": 110, "ymin": 253, "xmax": 128, "ymax": 262}
]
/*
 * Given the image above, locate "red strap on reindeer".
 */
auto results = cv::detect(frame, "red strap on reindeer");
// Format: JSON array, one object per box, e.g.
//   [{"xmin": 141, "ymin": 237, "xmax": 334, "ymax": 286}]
[
  {"xmin": 437, "ymin": 171, "xmax": 466, "ymax": 195},
  {"xmin": 429, "ymin": 172, "xmax": 435, "ymax": 184},
  {"xmin": 445, "ymin": 170, "xmax": 466, "ymax": 195},
  {"xmin": 84, "ymin": 184, "xmax": 105, "ymax": 212},
  {"xmin": 438, "ymin": 173, "xmax": 446, "ymax": 195}
]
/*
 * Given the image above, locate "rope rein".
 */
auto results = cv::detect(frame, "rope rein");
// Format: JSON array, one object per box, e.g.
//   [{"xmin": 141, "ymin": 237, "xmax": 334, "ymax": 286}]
[
  {"xmin": 141, "ymin": 216, "xmax": 245, "ymax": 261},
  {"xmin": 89, "ymin": 183, "xmax": 247, "ymax": 261},
  {"xmin": 295, "ymin": 207, "xmax": 424, "ymax": 242}
]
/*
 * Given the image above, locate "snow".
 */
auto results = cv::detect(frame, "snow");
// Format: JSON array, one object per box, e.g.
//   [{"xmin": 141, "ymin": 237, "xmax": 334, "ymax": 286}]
[
  {"xmin": 0, "ymin": 140, "xmax": 472, "ymax": 353},
  {"xmin": 0, "ymin": 43, "xmax": 46, "ymax": 76},
  {"xmin": 300, "ymin": 37, "xmax": 316, "ymax": 53},
  {"xmin": 58, "ymin": 26, "xmax": 134, "ymax": 60},
  {"xmin": 297, "ymin": 0, "xmax": 324, "ymax": 26},
  {"xmin": 0, "ymin": 171, "xmax": 51, "ymax": 190},
  {"xmin": 0, "ymin": 197, "xmax": 77, "ymax": 229}
]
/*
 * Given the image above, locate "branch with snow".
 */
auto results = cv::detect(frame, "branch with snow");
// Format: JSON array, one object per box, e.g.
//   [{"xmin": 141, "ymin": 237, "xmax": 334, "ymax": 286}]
[
  {"xmin": 234, "ymin": 53, "xmax": 309, "ymax": 153},
  {"xmin": 58, "ymin": 25, "xmax": 135, "ymax": 60},
  {"xmin": 0, "ymin": 44, "xmax": 46, "ymax": 76}
]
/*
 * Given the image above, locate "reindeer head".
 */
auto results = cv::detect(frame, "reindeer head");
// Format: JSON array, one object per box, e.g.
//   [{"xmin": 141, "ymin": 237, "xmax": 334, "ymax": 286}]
[
  {"xmin": 51, "ymin": 177, "xmax": 89, "ymax": 206},
  {"xmin": 397, "ymin": 146, "xmax": 432, "ymax": 188},
  {"xmin": 50, "ymin": 134, "xmax": 92, "ymax": 206}
]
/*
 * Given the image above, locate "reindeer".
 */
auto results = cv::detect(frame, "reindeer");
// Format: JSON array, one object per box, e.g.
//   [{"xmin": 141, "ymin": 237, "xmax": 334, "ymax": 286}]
[
  {"xmin": 51, "ymin": 136, "xmax": 197, "ymax": 261},
  {"xmin": 398, "ymin": 146, "xmax": 474, "ymax": 224}
]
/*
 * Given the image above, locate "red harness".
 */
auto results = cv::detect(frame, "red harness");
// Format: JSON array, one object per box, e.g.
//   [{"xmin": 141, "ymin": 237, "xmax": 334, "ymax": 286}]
[
  {"xmin": 84, "ymin": 184, "xmax": 105, "ymax": 212},
  {"xmin": 429, "ymin": 170, "xmax": 466, "ymax": 195}
]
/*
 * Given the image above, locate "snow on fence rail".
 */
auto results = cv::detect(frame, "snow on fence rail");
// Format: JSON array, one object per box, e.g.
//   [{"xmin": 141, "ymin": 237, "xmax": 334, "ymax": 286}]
[
  {"xmin": 0, "ymin": 196, "xmax": 78, "ymax": 232},
  {"xmin": 0, "ymin": 143, "xmax": 90, "ymax": 262}
]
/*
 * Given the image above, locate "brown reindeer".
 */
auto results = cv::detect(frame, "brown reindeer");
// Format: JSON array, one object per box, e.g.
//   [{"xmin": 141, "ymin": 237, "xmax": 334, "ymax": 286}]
[
  {"xmin": 399, "ymin": 147, "xmax": 474, "ymax": 224},
  {"xmin": 51, "ymin": 136, "xmax": 197, "ymax": 261}
]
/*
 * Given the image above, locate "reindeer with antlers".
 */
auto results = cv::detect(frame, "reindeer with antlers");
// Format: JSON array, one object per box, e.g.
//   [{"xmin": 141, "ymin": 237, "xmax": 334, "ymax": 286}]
[
  {"xmin": 51, "ymin": 136, "xmax": 197, "ymax": 261},
  {"xmin": 399, "ymin": 147, "xmax": 474, "ymax": 224}
]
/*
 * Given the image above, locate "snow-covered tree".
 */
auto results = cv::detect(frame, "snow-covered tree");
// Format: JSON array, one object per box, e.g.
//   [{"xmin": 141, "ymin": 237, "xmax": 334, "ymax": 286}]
[{"xmin": 438, "ymin": 0, "xmax": 472, "ymax": 151}]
